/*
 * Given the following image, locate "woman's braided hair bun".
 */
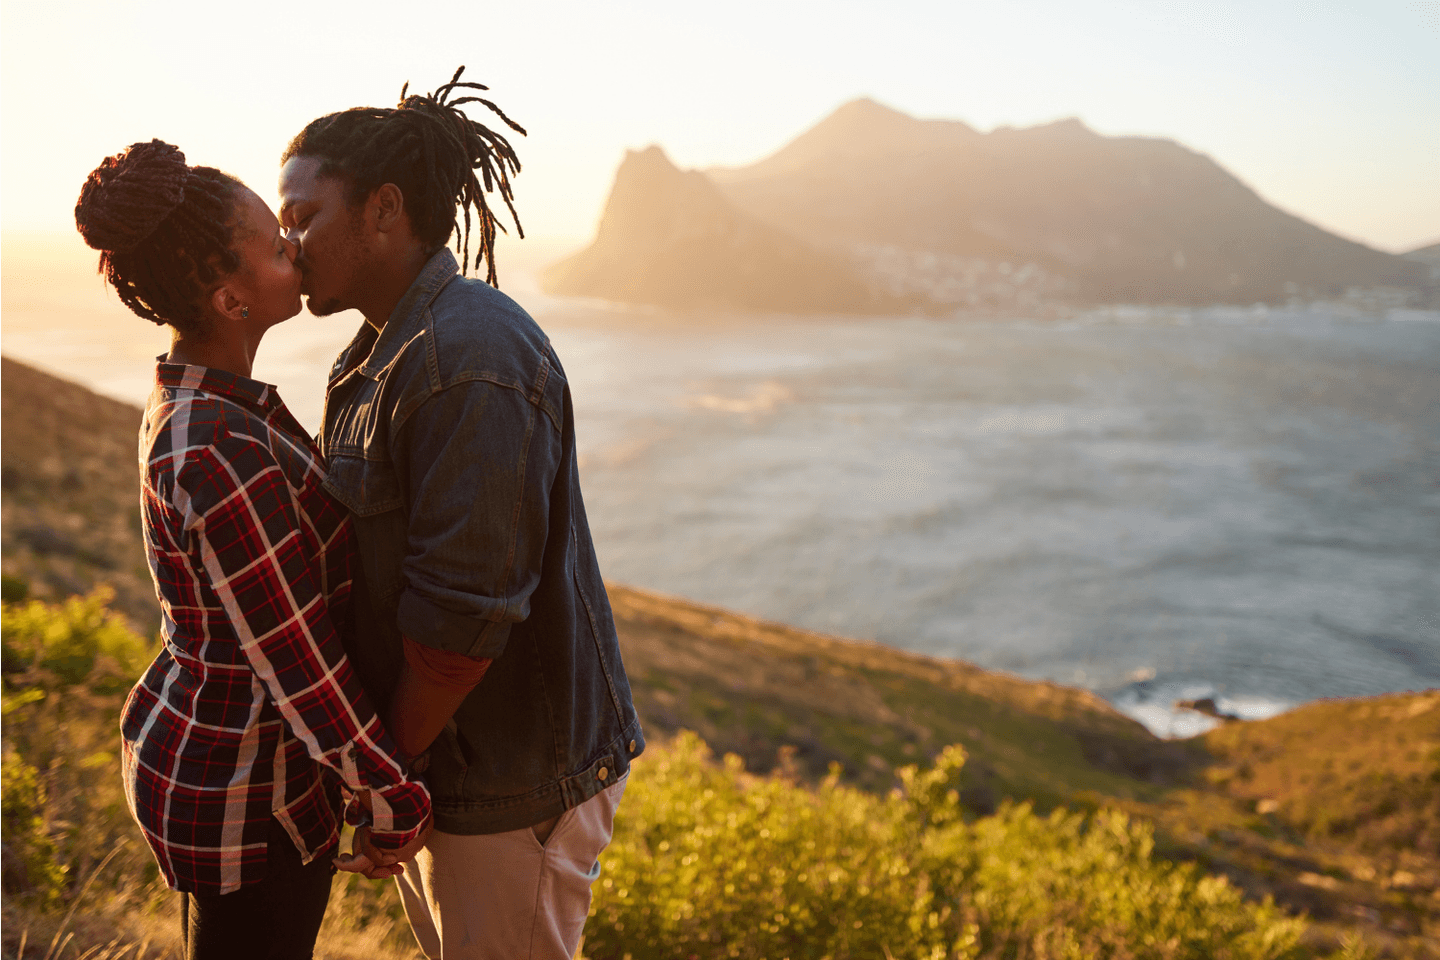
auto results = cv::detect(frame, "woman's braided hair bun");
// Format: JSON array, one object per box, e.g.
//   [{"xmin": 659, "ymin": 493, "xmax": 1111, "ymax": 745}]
[
  {"xmin": 73, "ymin": 140, "xmax": 242, "ymax": 329},
  {"xmin": 75, "ymin": 139, "xmax": 190, "ymax": 253}
]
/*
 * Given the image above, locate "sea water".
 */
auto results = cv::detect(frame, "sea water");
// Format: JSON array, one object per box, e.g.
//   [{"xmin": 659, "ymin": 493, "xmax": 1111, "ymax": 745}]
[
  {"xmin": 6, "ymin": 249, "xmax": 1438, "ymax": 737},
  {"xmin": 538, "ymin": 299, "xmax": 1440, "ymax": 738}
]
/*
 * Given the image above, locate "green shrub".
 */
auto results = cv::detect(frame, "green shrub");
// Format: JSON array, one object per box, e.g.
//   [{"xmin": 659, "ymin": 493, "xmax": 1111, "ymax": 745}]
[
  {"xmin": 2, "ymin": 590, "xmax": 160, "ymax": 921},
  {"xmin": 1, "ymin": 749, "xmax": 68, "ymax": 906},
  {"xmin": 2, "ymin": 587, "xmax": 153, "ymax": 691},
  {"xmin": 590, "ymin": 733, "xmax": 945, "ymax": 959},
  {"xmin": 586, "ymin": 733, "xmax": 1310, "ymax": 960},
  {"xmin": 931, "ymin": 805, "xmax": 1305, "ymax": 959}
]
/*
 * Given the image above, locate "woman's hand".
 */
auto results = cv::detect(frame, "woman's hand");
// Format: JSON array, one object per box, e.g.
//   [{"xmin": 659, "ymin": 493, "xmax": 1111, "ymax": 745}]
[{"xmin": 333, "ymin": 817, "xmax": 433, "ymax": 879}]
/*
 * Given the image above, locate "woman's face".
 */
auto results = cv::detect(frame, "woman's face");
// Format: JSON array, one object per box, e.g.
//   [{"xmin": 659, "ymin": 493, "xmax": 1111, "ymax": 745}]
[{"xmin": 226, "ymin": 187, "xmax": 303, "ymax": 326}]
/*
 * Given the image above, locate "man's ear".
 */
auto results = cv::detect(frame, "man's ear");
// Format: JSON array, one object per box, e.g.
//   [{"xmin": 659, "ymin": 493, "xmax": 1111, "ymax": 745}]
[{"xmin": 372, "ymin": 183, "xmax": 405, "ymax": 233}]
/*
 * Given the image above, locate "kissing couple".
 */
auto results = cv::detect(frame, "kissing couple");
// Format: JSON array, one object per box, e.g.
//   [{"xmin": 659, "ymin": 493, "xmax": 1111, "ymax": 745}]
[{"xmin": 75, "ymin": 67, "xmax": 645, "ymax": 960}]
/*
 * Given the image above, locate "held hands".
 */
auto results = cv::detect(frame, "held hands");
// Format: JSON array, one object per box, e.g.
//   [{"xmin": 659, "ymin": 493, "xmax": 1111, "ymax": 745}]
[{"xmin": 333, "ymin": 816, "xmax": 434, "ymax": 880}]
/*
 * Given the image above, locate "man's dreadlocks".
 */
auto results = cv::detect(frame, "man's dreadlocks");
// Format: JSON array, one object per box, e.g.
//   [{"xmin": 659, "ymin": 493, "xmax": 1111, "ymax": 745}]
[{"xmin": 281, "ymin": 66, "xmax": 525, "ymax": 286}]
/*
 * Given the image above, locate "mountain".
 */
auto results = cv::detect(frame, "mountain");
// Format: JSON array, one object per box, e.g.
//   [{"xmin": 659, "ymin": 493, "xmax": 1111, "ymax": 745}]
[
  {"xmin": 714, "ymin": 98, "xmax": 1427, "ymax": 306},
  {"xmin": 1405, "ymin": 240, "xmax": 1440, "ymax": 276},
  {"xmin": 548, "ymin": 100, "xmax": 1429, "ymax": 312},
  {"xmin": 542, "ymin": 146, "xmax": 880, "ymax": 313}
]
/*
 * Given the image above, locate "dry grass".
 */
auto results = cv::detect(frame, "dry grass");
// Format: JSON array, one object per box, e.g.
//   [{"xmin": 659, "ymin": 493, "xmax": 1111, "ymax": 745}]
[{"xmin": 1134, "ymin": 691, "xmax": 1440, "ymax": 959}]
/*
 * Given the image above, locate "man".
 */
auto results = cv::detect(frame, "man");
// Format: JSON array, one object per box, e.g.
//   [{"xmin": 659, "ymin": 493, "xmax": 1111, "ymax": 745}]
[{"xmin": 278, "ymin": 69, "xmax": 645, "ymax": 959}]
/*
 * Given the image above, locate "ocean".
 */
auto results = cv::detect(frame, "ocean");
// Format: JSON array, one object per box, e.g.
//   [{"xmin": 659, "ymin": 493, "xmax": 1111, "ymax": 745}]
[{"xmin": 5, "ymin": 237, "xmax": 1438, "ymax": 737}]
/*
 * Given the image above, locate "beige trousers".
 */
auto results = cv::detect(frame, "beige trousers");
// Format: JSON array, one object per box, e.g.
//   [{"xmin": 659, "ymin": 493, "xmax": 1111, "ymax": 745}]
[{"xmin": 394, "ymin": 777, "xmax": 626, "ymax": 960}]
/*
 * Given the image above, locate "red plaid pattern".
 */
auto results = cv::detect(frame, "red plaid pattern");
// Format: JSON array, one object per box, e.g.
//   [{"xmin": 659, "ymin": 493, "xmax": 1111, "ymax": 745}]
[{"xmin": 121, "ymin": 362, "xmax": 430, "ymax": 895}]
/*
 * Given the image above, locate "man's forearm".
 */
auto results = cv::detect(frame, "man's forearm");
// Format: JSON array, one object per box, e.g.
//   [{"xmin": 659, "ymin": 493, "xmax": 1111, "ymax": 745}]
[
  {"xmin": 386, "ymin": 638, "xmax": 493, "ymax": 759},
  {"xmin": 387, "ymin": 662, "xmax": 475, "ymax": 757}
]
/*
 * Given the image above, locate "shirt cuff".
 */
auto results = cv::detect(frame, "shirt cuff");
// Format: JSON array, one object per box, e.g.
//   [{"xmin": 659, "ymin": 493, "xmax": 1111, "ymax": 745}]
[
  {"xmin": 368, "ymin": 817, "xmax": 428, "ymax": 852},
  {"xmin": 397, "ymin": 590, "xmax": 513, "ymax": 658}
]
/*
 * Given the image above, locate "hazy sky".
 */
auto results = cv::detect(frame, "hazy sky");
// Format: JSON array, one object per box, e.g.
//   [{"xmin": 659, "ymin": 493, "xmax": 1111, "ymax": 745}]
[{"xmin": 3, "ymin": 0, "xmax": 1438, "ymax": 252}]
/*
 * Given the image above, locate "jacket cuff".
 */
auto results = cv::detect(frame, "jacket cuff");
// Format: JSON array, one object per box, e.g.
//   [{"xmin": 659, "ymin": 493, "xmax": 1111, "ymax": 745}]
[{"xmin": 397, "ymin": 590, "xmax": 513, "ymax": 658}]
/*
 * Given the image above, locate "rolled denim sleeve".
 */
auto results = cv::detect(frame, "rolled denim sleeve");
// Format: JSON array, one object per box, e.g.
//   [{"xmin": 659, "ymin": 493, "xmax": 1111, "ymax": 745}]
[{"xmin": 394, "ymin": 379, "xmax": 560, "ymax": 658}]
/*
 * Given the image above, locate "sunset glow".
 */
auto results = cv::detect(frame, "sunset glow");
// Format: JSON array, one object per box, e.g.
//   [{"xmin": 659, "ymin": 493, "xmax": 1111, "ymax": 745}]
[{"xmin": 2, "ymin": 0, "xmax": 1437, "ymax": 252}]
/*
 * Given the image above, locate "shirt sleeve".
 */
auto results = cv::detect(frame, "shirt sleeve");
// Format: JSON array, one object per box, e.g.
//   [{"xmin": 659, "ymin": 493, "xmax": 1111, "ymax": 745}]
[
  {"xmin": 403, "ymin": 635, "xmax": 493, "ymax": 689},
  {"xmin": 180, "ymin": 428, "xmax": 431, "ymax": 848},
  {"xmin": 392, "ymin": 379, "xmax": 561, "ymax": 658}
]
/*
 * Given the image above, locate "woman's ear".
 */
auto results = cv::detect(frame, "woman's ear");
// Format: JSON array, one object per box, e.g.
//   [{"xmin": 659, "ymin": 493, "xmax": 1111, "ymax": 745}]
[{"xmin": 208, "ymin": 282, "xmax": 247, "ymax": 323}]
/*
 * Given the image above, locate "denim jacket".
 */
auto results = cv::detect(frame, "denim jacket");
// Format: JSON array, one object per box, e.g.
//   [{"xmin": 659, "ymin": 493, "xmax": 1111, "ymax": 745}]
[{"xmin": 320, "ymin": 248, "xmax": 644, "ymax": 834}]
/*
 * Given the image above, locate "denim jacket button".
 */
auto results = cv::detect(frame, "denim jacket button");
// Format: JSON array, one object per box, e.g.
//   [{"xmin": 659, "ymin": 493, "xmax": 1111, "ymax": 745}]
[
  {"xmin": 628, "ymin": 740, "xmax": 636, "ymax": 754},
  {"xmin": 597, "ymin": 766, "xmax": 608, "ymax": 781}
]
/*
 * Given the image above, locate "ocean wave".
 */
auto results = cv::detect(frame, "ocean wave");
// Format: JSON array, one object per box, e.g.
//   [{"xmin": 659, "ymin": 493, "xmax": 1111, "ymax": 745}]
[{"xmin": 684, "ymin": 381, "xmax": 793, "ymax": 415}]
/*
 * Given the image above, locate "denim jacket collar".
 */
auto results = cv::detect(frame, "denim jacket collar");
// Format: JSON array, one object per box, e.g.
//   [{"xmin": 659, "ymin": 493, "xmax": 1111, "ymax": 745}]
[{"xmin": 345, "ymin": 247, "xmax": 461, "ymax": 383}]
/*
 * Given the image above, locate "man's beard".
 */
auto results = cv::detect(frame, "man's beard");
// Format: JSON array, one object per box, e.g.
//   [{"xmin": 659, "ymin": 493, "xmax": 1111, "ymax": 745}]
[{"xmin": 305, "ymin": 294, "xmax": 345, "ymax": 317}]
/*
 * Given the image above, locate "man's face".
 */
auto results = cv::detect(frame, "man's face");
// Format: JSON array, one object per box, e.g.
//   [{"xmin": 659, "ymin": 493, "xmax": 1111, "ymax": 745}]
[{"xmin": 278, "ymin": 156, "xmax": 368, "ymax": 317}]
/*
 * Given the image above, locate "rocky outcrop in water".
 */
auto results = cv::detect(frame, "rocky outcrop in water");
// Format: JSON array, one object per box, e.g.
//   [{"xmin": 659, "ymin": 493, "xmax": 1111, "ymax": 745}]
[{"xmin": 543, "ymin": 146, "xmax": 880, "ymax": 314}]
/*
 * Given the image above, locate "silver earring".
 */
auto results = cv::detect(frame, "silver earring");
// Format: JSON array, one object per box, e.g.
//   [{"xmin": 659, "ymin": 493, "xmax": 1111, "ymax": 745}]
[{"xmin": 241, "ymin": 307, "xmax": 249, "ymax": 319}]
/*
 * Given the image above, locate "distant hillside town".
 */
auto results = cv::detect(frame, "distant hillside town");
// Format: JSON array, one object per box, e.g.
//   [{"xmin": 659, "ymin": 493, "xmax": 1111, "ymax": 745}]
[{"xmin": 545, "ymin": 99, "xmax": 1437, "ymax": 314}]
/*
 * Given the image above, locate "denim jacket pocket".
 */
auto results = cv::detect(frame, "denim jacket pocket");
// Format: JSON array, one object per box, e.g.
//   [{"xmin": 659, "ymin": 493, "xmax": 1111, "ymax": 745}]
[
  {"xmin": 324, "ymin": 455, "xmax": 407, "ymax": 608},
  {"xmin": 324, "ymin": 454, "xmax": 403, "ymax": 518}
]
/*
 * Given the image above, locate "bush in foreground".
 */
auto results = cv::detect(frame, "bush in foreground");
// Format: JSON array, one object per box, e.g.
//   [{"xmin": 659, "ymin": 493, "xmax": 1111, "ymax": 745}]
[
  {"xmin": 2, "ymin": 589, "xmax": 155, "ymax": 910},
  {"xmin": 587, "ymin": 733, "xmax": 1310, "ymax": 959},
  {"xmin": 1, "ymin": 590, "xmax": 418, "ymax": 958}
]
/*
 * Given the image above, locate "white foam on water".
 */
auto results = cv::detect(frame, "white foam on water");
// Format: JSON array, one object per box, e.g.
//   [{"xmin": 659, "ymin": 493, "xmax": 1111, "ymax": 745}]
[{"xmin": 1109, "ymin": 679, "xmax": 1296, "ymax": 739}]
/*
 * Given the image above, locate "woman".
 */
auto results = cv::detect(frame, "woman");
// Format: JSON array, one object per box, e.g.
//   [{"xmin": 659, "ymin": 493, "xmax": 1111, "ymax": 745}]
[{"xmin": 74, "ymin": 140, "xmax": 430, "ymax": 958}]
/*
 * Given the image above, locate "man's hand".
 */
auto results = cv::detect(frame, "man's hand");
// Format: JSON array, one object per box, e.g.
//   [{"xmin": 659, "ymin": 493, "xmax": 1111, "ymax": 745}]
[{"xmin": 333, "ymin": 818, "xmax": 433, "ymax": 879}]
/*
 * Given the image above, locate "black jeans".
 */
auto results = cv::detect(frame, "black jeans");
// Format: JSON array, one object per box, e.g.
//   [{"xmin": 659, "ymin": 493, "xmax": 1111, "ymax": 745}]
[{"xmin": 180, "ymin": 819, "xmax": 334, "ymax": 960}]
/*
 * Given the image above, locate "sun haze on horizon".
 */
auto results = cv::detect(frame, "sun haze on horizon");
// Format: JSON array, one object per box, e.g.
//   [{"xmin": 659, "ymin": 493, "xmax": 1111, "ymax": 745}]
[{"xmin": 2, "ymin": 0, "xmax": 1437, "ymax": 254}]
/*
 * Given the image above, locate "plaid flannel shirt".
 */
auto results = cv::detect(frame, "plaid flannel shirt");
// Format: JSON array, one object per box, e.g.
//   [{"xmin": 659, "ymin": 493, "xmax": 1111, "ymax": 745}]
[{"xmin": 120, "ymin": 361, "xmax": 430, "ymax": 895}]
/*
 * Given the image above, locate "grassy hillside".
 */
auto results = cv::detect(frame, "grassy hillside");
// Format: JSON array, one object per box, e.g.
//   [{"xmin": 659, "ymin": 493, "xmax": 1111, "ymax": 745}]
[
  {"xmin": 1148, "ymin": 692, "xmax": 1439, "ymax": 953},
  {"xmin": 2, "ymin": 356, "xmax": 1436, "ymax": 957},
  {"xmin": 609, "ymin": 583, "xmax": 1193, "ymax": 808},
  {"xmin": 612, "ymin": 584, "xmax": 1440, "ymax": 957},
  {"xmin": 0, "ymin": 357, "xmax": 155, "ymax": 626}
]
